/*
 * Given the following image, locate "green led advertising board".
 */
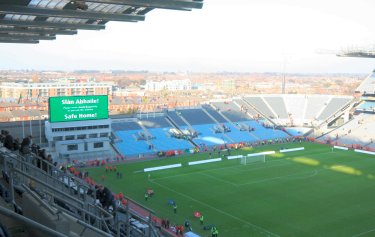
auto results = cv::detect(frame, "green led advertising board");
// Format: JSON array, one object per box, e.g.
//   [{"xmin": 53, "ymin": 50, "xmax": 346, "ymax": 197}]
[{"xmin": 49, "ymin": 95, "xmax": 108, "ymax": 123}]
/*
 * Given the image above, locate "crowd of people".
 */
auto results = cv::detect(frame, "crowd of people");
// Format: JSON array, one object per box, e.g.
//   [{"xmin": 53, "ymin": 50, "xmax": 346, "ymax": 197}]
[
  {"xmin": 1, "ymin": 130, "xmax": 56, "ymax": 172},
  {"xmin": 1, "ymin": 130, "xmax": 33, "ymax": 155}
]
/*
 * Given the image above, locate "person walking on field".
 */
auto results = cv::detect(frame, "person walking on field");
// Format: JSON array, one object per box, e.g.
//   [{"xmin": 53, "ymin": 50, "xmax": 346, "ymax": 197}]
[
  {"xmin": 211, "ymin": 226, "xmax": 218, "ymax": 237},
  {"xmin": 200, "ymin": 215, "xmax": 204, "ymax": 225},
  {"xmin": 174, "ymin": 204, "xmax": 177, "ymax": 214}
]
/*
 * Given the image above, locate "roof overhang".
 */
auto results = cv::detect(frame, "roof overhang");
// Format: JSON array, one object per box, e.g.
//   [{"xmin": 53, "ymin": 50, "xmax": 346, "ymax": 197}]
[{"xmin": 0, "ymin": 0, "xmax": 203, "ymax": 43}]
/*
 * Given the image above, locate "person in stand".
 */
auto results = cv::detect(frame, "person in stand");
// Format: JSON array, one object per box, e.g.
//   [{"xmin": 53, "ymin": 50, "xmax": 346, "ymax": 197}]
[
  {"xmin": 13, "ymin": 138, "xmax": 20, "ymax": 151},
  {"xmin": 3, "ymin": 131, "xmax": 14, "ymax": 150},
  {"xmin": 96, "ymin": 185, "xmax": 114, "ymax": 209},
  {"xmin": 31, "ymin": 143, "xmax": 39, "ymax": 154},
  {"xmin": 20, "ymin": 135, "xmax": 32, "ymax": 154},
  {"xmin": 166, "ymin": 219, "xmax": 170, "ymax": 228}
]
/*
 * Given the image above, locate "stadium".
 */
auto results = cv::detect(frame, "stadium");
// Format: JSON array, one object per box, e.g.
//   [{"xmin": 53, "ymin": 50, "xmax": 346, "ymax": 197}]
[{"xmin": 1, "ymin": 1, "xmax": 375, "ymax": 237}]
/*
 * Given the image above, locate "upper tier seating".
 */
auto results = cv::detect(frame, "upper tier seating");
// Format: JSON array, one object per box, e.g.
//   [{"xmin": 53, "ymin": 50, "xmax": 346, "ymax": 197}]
[
  {"xmin": 263, "ymin": 96, "xmax": 288, "ymax": 119},
  {"xmin": 178, "ymin": 109, "xmax": 215, "ymax": 125},
  {"xmin": 210, "ymin": 102, "xmax": 251, "ymax": 122},
  {"xmin": 167, "ymin": 110, "xmax": 187, "ymax": 126},
  {"xmin": 112, "ymin": 121, "xmax": 142, "ymax": 131},
  {"xmin": 283, "ymin": 95, "xmax": 306, "ymax": 121},
  {"xmin": 139, "ymin": 117, "xmax": 171, "ymax": 128},
  {"xmin": 202, "ymin": 104, "xmax": 227, "ymax": 123},
  {"xmin": 233, "ymin": 99, "xmax": 259, "ymax": 117},
  {"xmin": 356, "ymin": 72, "xmax": 375, "ymax": 94},
  {"xmin": 304, "ymin": 95, "xmax": 330, "ymax": 120},
  {"xmin": 317, "ymin": 97, "xmax": 352, "ymax": 120},
  {"xmin": 243, "ymin": 97, "xmax": 276, "ymax": 118}
]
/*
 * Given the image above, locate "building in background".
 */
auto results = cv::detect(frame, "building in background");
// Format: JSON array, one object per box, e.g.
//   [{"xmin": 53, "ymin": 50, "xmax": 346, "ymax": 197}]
[
  {"xmin": 144, "ymin": 79, "xmax": 192, "ymax": 91},
  {"xmin": 45, "ymin": 95, "xmax": 113, "ymax": 162},
  {"xmin": 0, "ymin": 78, "xmax": 113, "ymax": 101}
]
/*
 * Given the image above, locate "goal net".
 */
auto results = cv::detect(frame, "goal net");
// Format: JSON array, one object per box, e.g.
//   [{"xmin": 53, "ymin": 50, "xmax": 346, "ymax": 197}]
[{"xmin": 240, "ymin": 154, "xmax": 266, "ymax": 165}]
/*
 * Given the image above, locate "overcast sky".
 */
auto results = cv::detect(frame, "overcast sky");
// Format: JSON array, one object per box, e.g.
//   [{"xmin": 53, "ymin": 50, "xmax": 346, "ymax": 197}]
[{"xmin": 1, "ymin": 0, "xmax": 375, "ymax": 73}]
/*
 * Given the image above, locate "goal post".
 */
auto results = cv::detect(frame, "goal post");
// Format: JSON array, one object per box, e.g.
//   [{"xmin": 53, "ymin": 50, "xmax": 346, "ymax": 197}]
[{"xmin": 240, "ymin": 154, "xmax": 266, "ymax": 165}]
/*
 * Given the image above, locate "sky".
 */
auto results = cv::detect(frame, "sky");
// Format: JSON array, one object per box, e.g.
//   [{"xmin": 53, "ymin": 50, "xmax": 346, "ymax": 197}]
[{"xmin": 1, "ymin": 0, "xmax": 375, "ymax": 73}]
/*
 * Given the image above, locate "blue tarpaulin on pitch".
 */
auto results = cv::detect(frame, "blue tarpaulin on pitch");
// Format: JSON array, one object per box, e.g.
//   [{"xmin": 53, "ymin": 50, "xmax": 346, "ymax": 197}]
[{"xmin": 185, "ymin": 232, "xmax": 201, "ymax": 237}]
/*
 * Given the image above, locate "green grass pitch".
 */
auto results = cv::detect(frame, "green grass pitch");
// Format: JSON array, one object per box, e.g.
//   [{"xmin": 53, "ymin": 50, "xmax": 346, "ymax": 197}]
[{"xmin": 84, "ymin": 142, "xmax": 375, "ymax": 237}]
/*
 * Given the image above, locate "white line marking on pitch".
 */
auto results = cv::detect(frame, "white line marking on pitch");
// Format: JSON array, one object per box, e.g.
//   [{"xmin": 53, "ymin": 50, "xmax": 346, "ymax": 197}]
[
  {"xmin": 149, "ymin": 179, "xmax": 280, "ymax": 237},
  {"xmin": 352, "ymin": 227, "xmax": 375, "ymax": 237},
  {"xmin": 237, "ymin": 169, "xmax": 321, "ymax": 186},
  {"xmin": 199, "ymin": 172, "xmax": 238, "ymax": 186}
]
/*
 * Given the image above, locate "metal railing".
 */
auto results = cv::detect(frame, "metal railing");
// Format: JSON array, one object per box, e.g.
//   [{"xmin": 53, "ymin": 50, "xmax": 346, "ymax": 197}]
[
  {"xmin": 0, "ymin": 146, "xmax": 161, "ymax": 237},
  {"xmin": 0, "ymin": 205, "xmax": 67, "ymax": 237}
]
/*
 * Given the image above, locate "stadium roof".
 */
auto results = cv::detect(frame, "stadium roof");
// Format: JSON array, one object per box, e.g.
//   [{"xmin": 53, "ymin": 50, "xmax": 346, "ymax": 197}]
[
  {"xmin": 337, "ymin": 47, "xmax": 375, "ymax": 58},
  {"xmin": 0, "ymin": 0, "xmax": 203, "ymax": 44}
]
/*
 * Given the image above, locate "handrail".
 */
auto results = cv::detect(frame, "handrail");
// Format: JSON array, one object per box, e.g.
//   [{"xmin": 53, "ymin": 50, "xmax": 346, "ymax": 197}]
[
  {"xmin": 50, "ymin": 203, "xmax": 108, "ymax": 233},
  {"xmin": 12, "ymin": 168, "xmax": 86, "ymax": 206},
  {"xmin": 76, "ymin": 219, "xmax": 113, "ymax": 237},
  {"xmin": 48, "ymin": 193, "xmax": 97, "ymax": 219},
  {"xmin": 0, "ymin": 206, "xmax": 68, "ymax": 237},
  {"xmin": 2, "ymin": 150, "xmax": 92, "ymax": 204},
  {"xmin": 87, "ymin": 203, "xmax": 113, "ymax": 221},
  {"xmin": 0, "ymin": 147, "xmax": 92, "ymax": 195},
  {"xmin": 21, "ymin": 184, "xmax": 57, "ymax": 216},
  {"xmin": 0, "ymin": 143, "xmax": 161, "ymax": 237}
]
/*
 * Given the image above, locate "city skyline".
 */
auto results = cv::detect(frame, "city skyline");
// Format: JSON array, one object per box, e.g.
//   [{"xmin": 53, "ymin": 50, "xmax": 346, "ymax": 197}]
[{"xmin": 1, "ymin": 0, "xmax": 375, "ymax": 73}]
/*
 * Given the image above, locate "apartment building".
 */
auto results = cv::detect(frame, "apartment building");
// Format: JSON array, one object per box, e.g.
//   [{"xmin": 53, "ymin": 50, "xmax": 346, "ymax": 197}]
[{"xmin": 0, "ymin": 78, "xmax": 113, "ymax": 100}]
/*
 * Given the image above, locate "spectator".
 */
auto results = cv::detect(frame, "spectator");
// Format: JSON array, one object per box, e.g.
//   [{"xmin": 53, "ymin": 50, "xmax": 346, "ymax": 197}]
[
  {"xmin": 3, "ymin": 131, "xmax": 14, "ymax": 150},
  {"xmin": 96, "ymin": 185, "xmax": 114, "ymax": 210},
  {"xmin": 166, "ymin": 219, "xmax": 170, "ymax": 228},
  {"xmin": 0, "ymin": 130, "xmax": 6, "ymax": 143},
  {"xmin": 46, "ymin": 154, "xmax": 53, "ymax": 163},
  {"xmin": 13, "ymin": 138, "xmax": 20, "ymax": 151},
  {"xmin": 20, "ymin": 135, "xmax": 32, "ymax": 154},
  {"xmin": 31, "ymin": 143, "xmax": 40, "ymax": 154},
  {"xmin": 37, "ymin": 149, "xmax": 46, "ymax": 167}
]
